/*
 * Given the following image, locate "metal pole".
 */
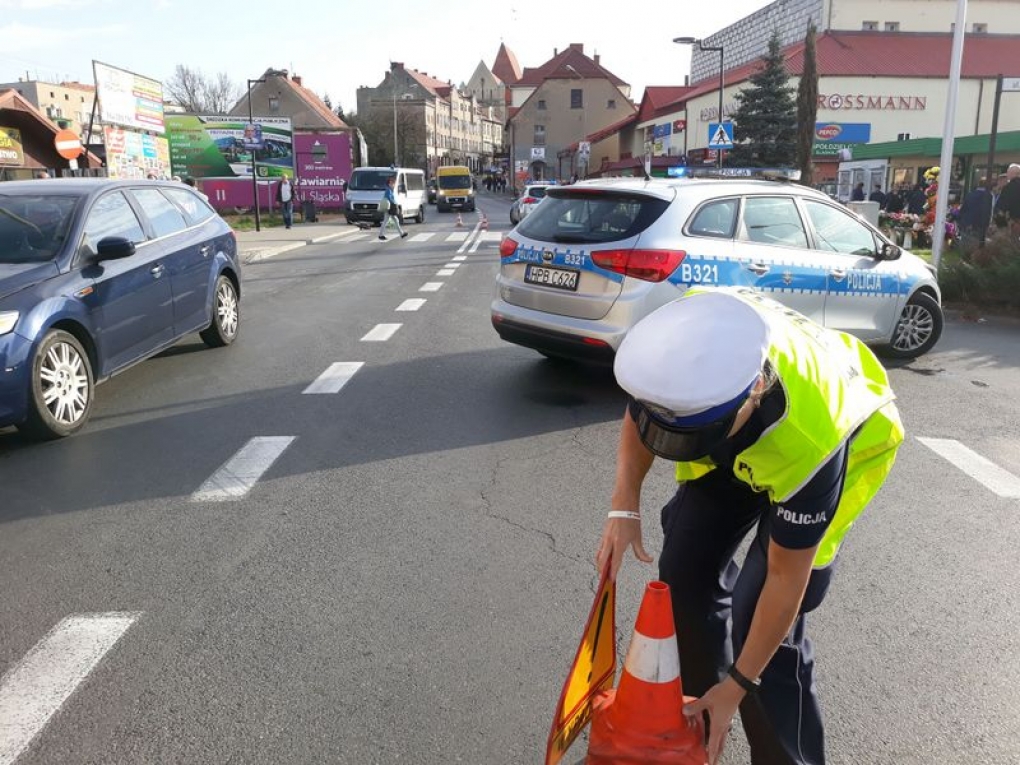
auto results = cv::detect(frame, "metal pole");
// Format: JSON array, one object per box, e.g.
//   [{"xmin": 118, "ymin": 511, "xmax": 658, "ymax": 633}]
[
  {"xmin": 393, "ymin": 88, "xmax": 398, "ymax": 165},
  {"xmin": 932, "ymin": 0, "xmax": 968, "ymax": 272},
  {"xmin": 247, "ymin": 79, "xmax": 262, "ymax": 233},
  {"xmin": 717, "ymin": 47, "xmax": 724, "ymax": 170},
  {"xmin": 986, "ymin": 74, "xmax": 1004, "ymax": 185}
]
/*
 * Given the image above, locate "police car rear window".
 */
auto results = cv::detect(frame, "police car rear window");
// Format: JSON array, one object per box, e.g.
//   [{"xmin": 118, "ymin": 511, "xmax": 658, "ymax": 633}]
[{"xmin": 516, "ymin": 191, "xmax": 668, "ymax": 244}]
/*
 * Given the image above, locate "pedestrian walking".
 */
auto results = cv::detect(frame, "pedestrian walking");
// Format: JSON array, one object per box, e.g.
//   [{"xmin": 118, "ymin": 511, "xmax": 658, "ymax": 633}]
[
  {"xmin": 597, "ymin": 286, "xmax": 904, "ymax": 765},
  {"xmin": 378, "ymin": 176, "xmax": 407, "ymax": 240},
  {"xmin": 993, "ymin": 163, "xmax": 1020, "ymax": 238},
  {"xmin": 276, "ymin": 176, "xmax": 296, "ymax": 229},
  {"xmin": 958, "ymin": 178, "xmax": 994, "ymax": 247},
  {"xmin": 868, "ymin": 184, "xmax": 886, "ymax": 206},
  {"xmin": 850, "ymin": 182, "xmax": 865, "ymax": 201}
]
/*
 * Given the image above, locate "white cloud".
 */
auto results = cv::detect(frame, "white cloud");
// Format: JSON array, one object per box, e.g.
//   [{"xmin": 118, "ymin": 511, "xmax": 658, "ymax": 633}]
[
  {"xmin": 0, "ymin": 22, "xmax": 126, "ymax": 53},
  {"xmin": 0, "ymin": 0, "xmax": 96, "ymax": 8}
]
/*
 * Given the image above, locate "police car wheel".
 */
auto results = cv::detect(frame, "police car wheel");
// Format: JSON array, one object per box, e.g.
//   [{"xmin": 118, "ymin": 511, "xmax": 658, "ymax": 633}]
[{"xmin": 884, "ymin": 292, "xmax": 943, "ymax": 359}]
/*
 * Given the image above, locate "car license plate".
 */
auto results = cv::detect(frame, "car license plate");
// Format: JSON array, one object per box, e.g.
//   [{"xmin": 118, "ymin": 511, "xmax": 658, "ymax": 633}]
[{"xmin": 524, "ymin": 264, "xmax": 580, "ymax": 291}]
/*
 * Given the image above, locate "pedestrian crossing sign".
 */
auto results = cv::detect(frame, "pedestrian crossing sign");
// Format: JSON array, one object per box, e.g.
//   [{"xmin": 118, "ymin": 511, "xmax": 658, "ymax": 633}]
[{"xmin": 708, "ymin": 122, "xmax": 734, "ymax": 149}]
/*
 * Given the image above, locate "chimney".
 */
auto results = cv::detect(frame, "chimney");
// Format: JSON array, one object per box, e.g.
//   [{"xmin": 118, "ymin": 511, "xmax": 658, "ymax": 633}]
[
  {"xmin": 554, "ymin": 48, "xmax": 558, "ymax": 56},
  {"xmin": 594, "ymin": 54, "xmax": 600, "ymax": 66},
  {"xmin": 292, "ymin": 74, "xmax": 302, "ymax": 86},
  {"xmin": 569, "ymin": 43, "xmax": 583, "ymax": 53}
]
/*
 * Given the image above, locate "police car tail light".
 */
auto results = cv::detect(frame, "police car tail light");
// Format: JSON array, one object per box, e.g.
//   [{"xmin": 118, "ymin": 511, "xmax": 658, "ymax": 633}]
[
  {"xmin": 591, "ymin": 249, "xmax": 686, "ymax": 282},
  {"xmin": 522, "ymin": 196, "xmax": 538, "ymax": 204},
  {"xmin": 499, "ymin": 236, "xmax": 519, "ymax": 259}
]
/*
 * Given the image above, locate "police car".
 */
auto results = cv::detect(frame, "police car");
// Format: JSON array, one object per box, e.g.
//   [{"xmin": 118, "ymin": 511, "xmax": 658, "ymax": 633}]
[{"xmin": 491, "ymin": 173, "xmax": 943, "ymax": 362}]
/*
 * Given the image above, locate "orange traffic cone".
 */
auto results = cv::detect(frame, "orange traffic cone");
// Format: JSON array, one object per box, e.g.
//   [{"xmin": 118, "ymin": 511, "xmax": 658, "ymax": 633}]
[
  {"xmin": 586, "ymin": 581, "xmax": 707, "ymax": 764},
  {"xmin": 456, "ymin": 212, "xmax": 465, "ymax": 227},
  {"xmin": 481, "ymin": 214, "xmax": 489, "ymax": 230}
]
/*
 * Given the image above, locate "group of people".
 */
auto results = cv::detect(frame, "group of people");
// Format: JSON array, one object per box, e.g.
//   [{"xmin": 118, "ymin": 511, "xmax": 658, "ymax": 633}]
[
  {"xmin": 481, "ymin": 173, "xmax": 508, "ymax": 192},
  {"xmin": 958, "ymin": 163, "xmax": 1020, "ymax": 244},
  {"xmin": 851, "ymin": 181, "xmax": 927, "ymax": 215}
]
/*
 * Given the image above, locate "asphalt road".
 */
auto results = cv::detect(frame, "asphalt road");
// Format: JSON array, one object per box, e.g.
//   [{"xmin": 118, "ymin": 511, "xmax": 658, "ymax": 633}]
[{"xmin": 2, "ymin": 191, "xmax": 1019, "ymax": 764}]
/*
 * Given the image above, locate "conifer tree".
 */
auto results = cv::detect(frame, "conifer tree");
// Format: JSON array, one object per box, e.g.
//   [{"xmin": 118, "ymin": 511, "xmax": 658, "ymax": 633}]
[
  {"xmin": 728, "ymin": 31, "xmax": 798, "ymax": 167},
  {"xmin": 796, "ymin": 23, "xmax": 819, "ymax": 184}
]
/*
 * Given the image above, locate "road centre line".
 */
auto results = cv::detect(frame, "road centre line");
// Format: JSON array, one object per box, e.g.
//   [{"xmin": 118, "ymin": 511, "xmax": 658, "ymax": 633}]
[
  {"xmin": 361, "ymin": 324, "xmax": 402, "ymax": 342},
  {"xmin": 452, "ymin": 255, "xmax": 467, "ymax": 262},
  {"xmin": 436, "ymin": 269, "xmax": 456, "ymax": 276},
  {"xmin": 302, "ymin": 362, "xmax": 364, "ymax": 394},
  {"xmin": 470, "ymin": 230, "xmax": 504, "ymax": 254},
  {"xmin": 917, "ymin": 437, "xmax": 1020, "ymax": 498},
  {"xmin": 191, "ymin": 436, "xmax": 295, "ymax": 501},
  {"xmin": 442, "ymin": 262, "xmax": 461, "ymax": 269},
  {"xmin": 419, "ymin": 282, "xmax": 444, "ymax": 292},
  {"xmin": 396, "ymin": 299, "xmax": 426, "ymax": 311},
  {"xmin": 456, "ymin": 221, "xmax": 484, "ymax": 254},
  {"xmin": 0, "ymin": 612, "xmax": 140, "ymax": 765}
]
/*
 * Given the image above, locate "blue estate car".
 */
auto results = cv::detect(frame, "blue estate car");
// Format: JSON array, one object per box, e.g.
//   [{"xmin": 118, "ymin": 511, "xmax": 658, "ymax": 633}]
[{"xmin": 0, "ymin": 179, "xmax": 241, "ymax": 439}]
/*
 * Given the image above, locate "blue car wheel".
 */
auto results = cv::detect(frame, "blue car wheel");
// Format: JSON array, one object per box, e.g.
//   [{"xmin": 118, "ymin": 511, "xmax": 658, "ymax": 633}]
[{"xmin": 22, "ymin": 329, "xmax": 94, "ymax": 440}]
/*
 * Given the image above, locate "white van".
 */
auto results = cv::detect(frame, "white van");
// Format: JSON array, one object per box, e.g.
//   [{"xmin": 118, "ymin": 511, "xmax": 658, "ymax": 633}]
[{"xmin": 345, "ymin": 166, "xmax": 426, "ymax": 225}]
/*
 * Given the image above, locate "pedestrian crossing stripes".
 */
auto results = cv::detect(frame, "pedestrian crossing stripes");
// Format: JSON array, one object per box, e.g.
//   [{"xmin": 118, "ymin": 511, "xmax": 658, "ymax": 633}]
[
  {"xmin": 191, "ymin": 437, "xmax": 295, "ymax": 501},
  {"xmin": 409, "ymin": 233, "xmax": 435, "ymax": 242},
  {"xmin": 446, "ymin": 232, "xmax": 469, "ymax": 242},
  {"xmin": 917, "ymin": 438, "xmax": 1020, "ymax": 498},
  {"xmin": 0, "ymin": 613, "xmax": 140, "ymax": 765}
]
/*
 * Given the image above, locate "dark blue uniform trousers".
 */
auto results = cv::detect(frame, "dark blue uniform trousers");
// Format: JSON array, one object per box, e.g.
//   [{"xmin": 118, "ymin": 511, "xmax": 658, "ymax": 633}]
[{"xmin": 659, "ymin": 476, "xmax": 835, "ymax": 765}]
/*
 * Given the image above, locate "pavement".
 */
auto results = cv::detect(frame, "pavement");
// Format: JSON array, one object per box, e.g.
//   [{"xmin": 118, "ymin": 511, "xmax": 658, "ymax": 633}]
[{"xmin": 232, "ymin": 220, "xmax": 359, "ymax": 263}]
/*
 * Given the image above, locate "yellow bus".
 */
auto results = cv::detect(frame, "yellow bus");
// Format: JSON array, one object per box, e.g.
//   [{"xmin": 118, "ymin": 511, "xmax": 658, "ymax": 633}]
[{"xmin": 435, "ymin": 165, "xmax": 475, "ymax": 212}]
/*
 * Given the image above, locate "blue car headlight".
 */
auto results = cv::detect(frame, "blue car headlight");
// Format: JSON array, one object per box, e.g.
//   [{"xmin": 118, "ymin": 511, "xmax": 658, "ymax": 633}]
[{"xmin": 0, "ymin": 311, "xmax": 18, "ymax": 336}]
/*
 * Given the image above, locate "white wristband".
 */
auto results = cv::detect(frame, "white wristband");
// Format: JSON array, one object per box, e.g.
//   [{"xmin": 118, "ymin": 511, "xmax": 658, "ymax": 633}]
[{"xmin": 607, "ymin": 511, "xmax": 641, "ymax": 521}]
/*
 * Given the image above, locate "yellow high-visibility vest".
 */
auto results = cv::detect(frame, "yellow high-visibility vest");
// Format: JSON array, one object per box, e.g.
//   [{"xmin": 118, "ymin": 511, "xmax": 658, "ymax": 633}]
[{"xmin": 674, "ymin": 288, "xmax": 904, "ymax": 567}]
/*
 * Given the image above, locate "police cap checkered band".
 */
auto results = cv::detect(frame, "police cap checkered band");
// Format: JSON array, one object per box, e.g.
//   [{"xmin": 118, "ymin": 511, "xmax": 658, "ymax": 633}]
[{"xmin": 614, "ymin": 290, "xmax": 771, "ymax": 418}]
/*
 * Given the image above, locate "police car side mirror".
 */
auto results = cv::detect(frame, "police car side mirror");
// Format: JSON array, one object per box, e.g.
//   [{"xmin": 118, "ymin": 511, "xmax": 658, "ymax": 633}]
[{"xmin": 879, "ymin": 242, "xmax": 902, "ymax": 261}]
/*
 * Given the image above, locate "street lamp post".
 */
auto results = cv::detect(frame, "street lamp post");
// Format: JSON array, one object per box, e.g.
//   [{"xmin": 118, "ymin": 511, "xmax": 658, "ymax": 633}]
[
  {"xmin": 246, "ymin": 78, "xmax": 265, "ymax": 231},
  {"xmin": 565, "ymin": 64, "xmax": 588, "ymax": 179},
  {"xmin": 673, "ymin": 37, "xmax": 725, "ymax": 170}
]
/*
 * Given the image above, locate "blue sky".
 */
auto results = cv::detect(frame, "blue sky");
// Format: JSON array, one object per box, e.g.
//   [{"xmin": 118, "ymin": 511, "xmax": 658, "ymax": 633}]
[{"xmin": 0, "ymin": 0, "xmax": 774, "ymax": 113}]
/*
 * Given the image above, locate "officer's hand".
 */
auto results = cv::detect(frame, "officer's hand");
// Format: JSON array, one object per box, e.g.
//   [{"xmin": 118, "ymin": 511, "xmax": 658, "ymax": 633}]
[
  {"xmin": 595, "ymin": 517, "xmax": 653, "ymax": 581},
  {"xmin": 683, "ymin": 680, "xmax": 744, "ymax": 765}
]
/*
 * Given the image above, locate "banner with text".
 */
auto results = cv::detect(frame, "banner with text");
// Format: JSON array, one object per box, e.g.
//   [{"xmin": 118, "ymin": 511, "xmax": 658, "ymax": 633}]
[
  {"xmin": 93, "ymin": 60, "xmax": 165, "ymax": 134},
  {"xmin": 166, "ymin": 115, "xmax": 294, "ymax": 180}
]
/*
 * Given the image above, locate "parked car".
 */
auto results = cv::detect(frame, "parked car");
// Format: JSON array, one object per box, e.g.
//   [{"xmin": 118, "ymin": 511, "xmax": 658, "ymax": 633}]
[
  {"xmin": 0, "ymin": 179, "xmax": 241, "ymax": 439},
  {"xmin": 491, "ymin": 176, "xmax": 943, "ymax": 363},
  {"xmin": 509, "ymin": 183, "xmax": 553, "ymax": 225}
]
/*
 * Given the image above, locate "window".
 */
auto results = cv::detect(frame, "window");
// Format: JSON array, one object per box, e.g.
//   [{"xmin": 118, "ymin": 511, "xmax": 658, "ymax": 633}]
[
  {"xmin": 537, "ymin": 99, "xmax": 546, "ymax": 110},
  {"xmin": 163, "ymin": 188, "xmax": 214, "ymax": 226},
  {"xmin": 81, "ymin": 192, "xmax": 146, "ymax": 258},
  {"xmin": 64, "ymin": 93, "xmax": 70, "ymax": 100},
  {"xmin": 132, "ymin": 188, "xmax": 187, "ymax": 238},
  {"xmin": 268, "ymin": 96, "xmax": 280, "ymax": 112},
  {"xmin": 972, "ymin": 23, "xmax": 988, "ymax": 33},
  {"xmin": 608, "ymin": 99, "xmax": 616, "ymax": 109},
  {"xmin": 571, "ymin": 89, "xmax": 583, "ymax": 109},
  {"xmin": 688, "ymin": 199, "xmax": 738, "ymax": 238},
  {"xmin": 738, "ymin": 197, "xmax": 808, "ymax": 248},
  {"xmin": 534, "ymin": 125, "xmax": 546, "ymax": 145},
  {"xmin": 884, "ymin": 21, "xmax": 900, "ymax": 31},
  {"xmin": 862, "ymin": 21, "xmax": 878, "ymax": 31},
  {"xmin": 802, "ymin": 201, "xmax": 878, "ymax": 256}
]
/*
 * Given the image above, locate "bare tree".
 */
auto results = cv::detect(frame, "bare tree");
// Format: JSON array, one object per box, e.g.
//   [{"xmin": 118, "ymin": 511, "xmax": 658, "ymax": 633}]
[
  {"xmin": 165, "ymin": 65, "xmax": 241, "ymax": 114},
  {"xmin": 796, "ymin": 23, "xmax": 819, "ymax": 185}
]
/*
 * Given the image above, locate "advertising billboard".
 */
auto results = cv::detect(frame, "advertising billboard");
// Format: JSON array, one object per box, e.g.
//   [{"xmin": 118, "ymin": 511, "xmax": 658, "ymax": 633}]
[
  {"xmin": 294, "ymin": 133, "xmax": 352, "ymax": 210},
  {"xmin": 0, "ymin": 127, "xmax": 23, "ymax": 165},
  {"xmin": 813, "ymin": 122, "xmax": 872, "ymax": 157},
  {"xmin": 93, "ymin": 60, "xmax": 165, "ymax": 134},
  {"xmin": 166, "ymin": 115, "xmax": 293, "ymax": 180},
  {"xmin": 103, "ymin": 126, "xmax": 170, "ymax": 179}
]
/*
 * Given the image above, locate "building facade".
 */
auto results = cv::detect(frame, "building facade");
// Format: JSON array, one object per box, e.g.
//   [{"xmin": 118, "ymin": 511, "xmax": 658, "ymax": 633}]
[
  {"xmin": 507, "ymin": 43, "xmax": 636, "ymax": 184},
  {"xmin": 0, "ymin": 78, "xmax": 96, "ymax": 136}
]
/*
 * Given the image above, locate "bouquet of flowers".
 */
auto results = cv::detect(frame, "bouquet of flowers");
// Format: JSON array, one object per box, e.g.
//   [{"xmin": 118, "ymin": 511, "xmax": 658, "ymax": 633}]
[{"xmin": 922, "ymin": 166, "xmax": 940, "ymax": 228}]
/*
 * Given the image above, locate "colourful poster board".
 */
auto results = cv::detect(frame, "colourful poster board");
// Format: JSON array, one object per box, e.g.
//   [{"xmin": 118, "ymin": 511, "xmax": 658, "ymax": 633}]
[
  {"xmin": 0, "ymin": 127, "xmax": 24, "ymax": 165},
  {"xmin": 166, "ymin": 115, "xmax": 294, "ymax": 180},
  {"xmin": 103, "ymin": 126, "xmax": 170, "ymax": 179}
]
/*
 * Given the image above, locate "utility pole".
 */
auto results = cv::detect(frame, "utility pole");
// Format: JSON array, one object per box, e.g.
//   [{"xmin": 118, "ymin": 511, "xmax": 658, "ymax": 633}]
[{"xmin": 247, "ymin": 78, "xmax": 266, "ymax": 232}]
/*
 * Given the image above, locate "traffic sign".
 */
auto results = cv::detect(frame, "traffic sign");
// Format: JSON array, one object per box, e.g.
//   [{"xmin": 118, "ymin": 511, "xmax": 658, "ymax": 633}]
[
  {"xmin": 53, "ymin": 129, "xmax": 83, "ymax": 160},
  {"xmin": 1004, "ymin": 76, "xmax": 1020, "ymax": 92},
  {"xmin": 708, "ymin": 122, "xmax": 734, "ymax": 149}
]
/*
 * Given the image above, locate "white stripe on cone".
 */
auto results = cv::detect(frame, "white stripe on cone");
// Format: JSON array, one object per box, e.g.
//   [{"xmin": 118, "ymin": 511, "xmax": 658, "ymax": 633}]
[{"xmin": 623, "ymin": 632, "xmax": 681, "ymax": 684}]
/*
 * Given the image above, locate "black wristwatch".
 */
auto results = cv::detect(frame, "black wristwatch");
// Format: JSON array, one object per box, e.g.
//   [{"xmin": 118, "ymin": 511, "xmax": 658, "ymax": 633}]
[{"xmin": 727, "ymin": 663, "xmax": 761, "ymax": 694}]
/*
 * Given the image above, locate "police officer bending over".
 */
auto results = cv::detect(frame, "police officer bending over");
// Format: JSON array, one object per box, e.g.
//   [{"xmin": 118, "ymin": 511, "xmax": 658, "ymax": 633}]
[{"xmin": 597, "ymin": 287, "xmax": 903, "ymax": 765}]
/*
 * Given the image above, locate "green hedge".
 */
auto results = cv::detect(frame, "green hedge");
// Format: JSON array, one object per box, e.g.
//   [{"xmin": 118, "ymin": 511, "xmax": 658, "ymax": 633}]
[{"xmin": 937, "ymin": 230, "xmax": 1020, "ymax": 310}]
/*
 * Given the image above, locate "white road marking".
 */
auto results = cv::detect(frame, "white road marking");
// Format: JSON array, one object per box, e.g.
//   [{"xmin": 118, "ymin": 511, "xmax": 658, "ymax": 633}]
[
  {"xmin": 436, "ymin": 268, "xmax": 456, "ymax": 276},
  {"xmin": 396, "ymin": 299, "xmax": 426, "ymax": 311},
  {"xmin": 302, "ymin": 362, "xmax": 364, "ymax": 394},
  {"xmin": 457, "ymin": 222, "xmax": 484, "ymax": 253},
  {"xmin": 361, "ymin": 323, "xmax": 402, "ymax": 342},
  {"xmin": 419, "ymin": 282, "xmax": 444, "ymax": 292},
  {"xmin": 451, "ymin": 255, "xmax": 467, "ymax": 262},
  {"xmin": 312, "ymin": 230, "xmax": 359, "ymax": 243},
  {"xmin": 442, "ymin": 262, "xmax": 461, "ymax": 269},
  {"xmin": 191, "ymin": 436, "xmax": 295, "ymax": 501},
  {"xmin": 917, "ymin": 437, "xmax": 1020, "ymax": 498},
  {"xmin": 345, "ymin": 234, "xmax": 370, "ymax": 242},
  {"xmin": 410, "ymin": 233, "xmax": 435, "ymax": 242},
  {"xmin": 0, "ymin": 612, "xmax": 140, "ymax": 765},
  {"xmin": 445, "ymin": 232, "xmax": 469, "ymax": 242}
]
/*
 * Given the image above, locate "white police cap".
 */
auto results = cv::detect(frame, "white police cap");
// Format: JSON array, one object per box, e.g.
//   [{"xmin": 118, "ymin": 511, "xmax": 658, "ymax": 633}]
[{"xmin": 614, "ymin": 290, "xmax": 771, "ymax": 423}]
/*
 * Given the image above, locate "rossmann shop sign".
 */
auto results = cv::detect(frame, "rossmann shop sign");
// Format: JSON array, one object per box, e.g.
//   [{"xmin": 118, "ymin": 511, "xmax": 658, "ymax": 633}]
[{"xmin": 813, "ymin": 122, "xmax": 871, "ymax": 158}]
